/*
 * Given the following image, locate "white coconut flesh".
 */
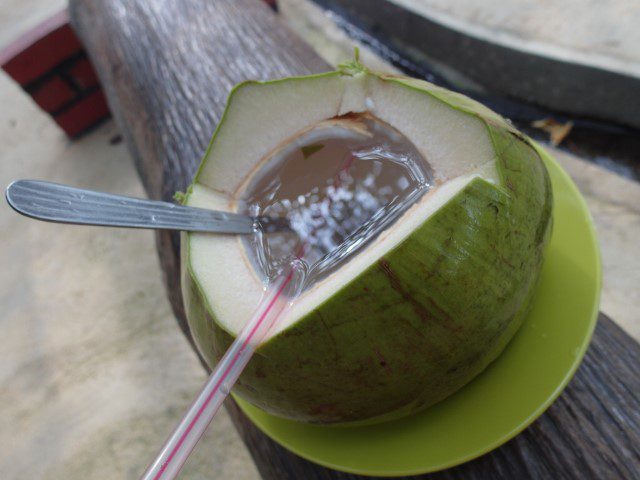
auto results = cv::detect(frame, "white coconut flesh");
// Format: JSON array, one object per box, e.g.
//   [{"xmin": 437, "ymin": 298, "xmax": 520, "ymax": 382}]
[{"xmin": 185, "ymin": 73, "xmax": 499, "ymax": 339}]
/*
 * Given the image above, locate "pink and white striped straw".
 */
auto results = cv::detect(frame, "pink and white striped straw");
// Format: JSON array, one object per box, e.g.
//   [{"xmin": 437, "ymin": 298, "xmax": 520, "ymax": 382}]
[
  {"xmin": 141, "ymin": 151, "xmax": 357, "ymax": 480},
  {"xmin": 140, "ymin": 262, "xmax": 303, "ymax": 480}
]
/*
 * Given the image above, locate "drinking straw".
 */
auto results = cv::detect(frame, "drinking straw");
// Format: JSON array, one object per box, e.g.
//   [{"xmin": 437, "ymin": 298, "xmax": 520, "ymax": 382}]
[
  {"xmin": 141, "ymin": 150, "xmax": 357, "ymax": 480},
  {"xmin": 140, "ymin": 261, "xmax": 303, "ymax": 480}
]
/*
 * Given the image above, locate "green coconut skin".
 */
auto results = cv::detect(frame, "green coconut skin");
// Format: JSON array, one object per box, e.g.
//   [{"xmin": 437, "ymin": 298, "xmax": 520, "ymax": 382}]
[{"xmin": 181, "ymin": 70, "xmax": 553, "ymax": 424}]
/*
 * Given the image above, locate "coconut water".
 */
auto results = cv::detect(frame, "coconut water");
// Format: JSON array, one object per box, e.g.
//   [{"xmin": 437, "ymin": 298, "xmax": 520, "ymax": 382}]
[{"xmin": 238, "ymin": 113, "xmax": 433, "ymax": 292}]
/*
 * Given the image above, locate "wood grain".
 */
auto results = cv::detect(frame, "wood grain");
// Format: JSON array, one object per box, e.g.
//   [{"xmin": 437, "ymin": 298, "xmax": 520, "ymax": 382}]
[
  {"xmin": 69, "ymin": 0, "xmax": 640, "ymax": 478},
  {"xmin": 70, "ymin": 0, "xmax": 328, "ymax": 345}
]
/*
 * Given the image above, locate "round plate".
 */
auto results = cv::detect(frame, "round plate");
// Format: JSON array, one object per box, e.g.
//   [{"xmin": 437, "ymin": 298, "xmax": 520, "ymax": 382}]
[{"xmin": 233, "ymin": 146, "xmax": 601, "ymax": 476}]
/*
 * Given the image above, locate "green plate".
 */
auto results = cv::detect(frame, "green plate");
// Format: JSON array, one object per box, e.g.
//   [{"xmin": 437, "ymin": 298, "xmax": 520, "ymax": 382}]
[{"xmin": 233, "ymin": 146, "xmax": 601, "ymax": 476}]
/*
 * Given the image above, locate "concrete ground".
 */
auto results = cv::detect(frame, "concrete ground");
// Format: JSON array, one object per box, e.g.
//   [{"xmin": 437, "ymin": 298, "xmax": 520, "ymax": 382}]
[
  {"xmin": 0, "ymin": 73, "xmax": 259, "ymax": 480},
  {"xmin": 0, "ymin": 0, "xmax": 66, "ymax": 49},
  {"xmin": 1, "ymin": 1, "xmax": 639, "ymax": 479}
]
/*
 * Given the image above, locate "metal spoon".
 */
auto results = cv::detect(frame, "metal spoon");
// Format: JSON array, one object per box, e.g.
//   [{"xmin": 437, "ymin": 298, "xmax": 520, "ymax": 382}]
[{"xmin": 5, "ymin": 179, "xmax": 287, "ymax": 234}]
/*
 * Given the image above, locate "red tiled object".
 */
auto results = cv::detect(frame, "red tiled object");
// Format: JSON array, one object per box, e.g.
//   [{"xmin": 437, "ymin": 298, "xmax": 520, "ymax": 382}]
[
  {"xmin": 0, "ymin": 9, "xmax": 112, "ymax": 138},
  {"xmin": 67, "ymin": 57, "xmax": 100, "ymax": 90},
  {"xmin": 0, "ymin": 10, "xmax": 69, "ymax": 68},
  {"xmin": 1, "ymin": 11, "xmax": 82, "ymax": 85},
  {"xmin": 29, "ymin": 75, "xmax": 76, "ymax": 113},
  {"xmin": 54, "ymin": 89, "xmax": 110, "ymax": 137},
  {"xmin": 263, "ymin": 0, "xmax": 278, "ymax": 10}
]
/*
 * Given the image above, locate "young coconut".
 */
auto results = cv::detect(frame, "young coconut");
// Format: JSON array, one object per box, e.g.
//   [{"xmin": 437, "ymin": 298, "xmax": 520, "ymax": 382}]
[{"xmin": 181, "ymin": 57, "xmax": 552, "ymax": 424}]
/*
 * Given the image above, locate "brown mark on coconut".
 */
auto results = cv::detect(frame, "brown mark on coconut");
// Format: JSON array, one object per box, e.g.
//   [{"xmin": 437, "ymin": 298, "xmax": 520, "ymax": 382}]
[
  {"xmin": 314, "ymin": 310, "xmax": 340, "ymax": 359},
  {"xmin": 378, "ymin": 258, "xmax": 460, "ymax": 334},
  {"xmin": 372, "ymin": 347, "xmax": 393, "ymax": 375}
]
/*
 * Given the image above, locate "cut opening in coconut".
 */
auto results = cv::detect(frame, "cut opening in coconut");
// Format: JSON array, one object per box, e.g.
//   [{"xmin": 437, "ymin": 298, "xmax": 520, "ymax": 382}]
[
  {"xmin": 185, "ymin": 73, "xmax": 499, "ymax": 338},
  {"xmin": 237, "ymin": 112, "xmax": 435, "ymax": 291}
]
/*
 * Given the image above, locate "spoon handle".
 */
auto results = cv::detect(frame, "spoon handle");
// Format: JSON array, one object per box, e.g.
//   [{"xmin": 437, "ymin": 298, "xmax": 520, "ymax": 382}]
[{"xmin": 5, "ymin": 179, "xmax": 256, "ymax": 234}]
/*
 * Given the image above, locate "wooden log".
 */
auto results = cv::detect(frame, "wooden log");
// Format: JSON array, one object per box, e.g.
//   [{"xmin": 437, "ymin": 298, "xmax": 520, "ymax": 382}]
[
  {"xmin": 70, "ymin": 0, "xmax": 328, "ymax": 346},
  {"xmin": 70, "ymin": 0, "xmax": 640, "ymax": 477}
]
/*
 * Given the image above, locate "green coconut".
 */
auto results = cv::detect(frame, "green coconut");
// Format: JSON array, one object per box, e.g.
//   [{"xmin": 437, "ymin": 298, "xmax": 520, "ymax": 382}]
[{"xmin": 180, "ymin": 58, "xmax": 552, "ymax": 424}]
